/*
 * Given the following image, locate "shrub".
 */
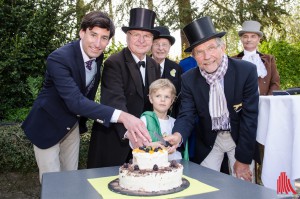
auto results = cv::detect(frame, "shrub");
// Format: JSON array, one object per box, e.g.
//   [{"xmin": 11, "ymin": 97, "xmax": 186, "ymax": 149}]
[
  {"xmin": 0, "ymin": 123, "xmax": 91, "ymax": 172},
  {"xmin": 260, "ymin": 40, "xmax": 300, "ymax": 89},
  {"xmin": 0, "ymin": 124, "xmax": 37, "ymax": 172}
]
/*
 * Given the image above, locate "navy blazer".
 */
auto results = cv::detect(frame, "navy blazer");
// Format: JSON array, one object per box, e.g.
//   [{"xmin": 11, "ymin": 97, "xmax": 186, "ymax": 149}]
[
  {"xmin": 22, "ymin": 40, "xmax": 115, "ymax": 149},
  {"xmin": 161, "ymin": 58, "xmax": 182, "ymax": 118},
  {"xmin": 173, "ymin": 57, "xmax": 259, "ymax": 164}
]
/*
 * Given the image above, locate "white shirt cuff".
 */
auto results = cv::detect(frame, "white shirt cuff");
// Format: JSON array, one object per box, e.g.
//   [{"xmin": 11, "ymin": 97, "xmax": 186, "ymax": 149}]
[{"xmin": 110, "ymin": 109, "xmax": 121, "ymax": 123}]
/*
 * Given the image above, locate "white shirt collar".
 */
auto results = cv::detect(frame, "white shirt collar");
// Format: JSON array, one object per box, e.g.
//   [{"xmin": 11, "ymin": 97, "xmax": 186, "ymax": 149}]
[
  {"xmin": 131, "ymin": 53, "xmax": 146, "ymax": 64},
  {"xmin": 244, "ymin": 49, "xmax": 257, "ymax": 56}
]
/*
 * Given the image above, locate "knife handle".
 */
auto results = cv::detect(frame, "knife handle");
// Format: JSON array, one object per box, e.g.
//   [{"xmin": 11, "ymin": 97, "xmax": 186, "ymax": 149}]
[{"xmin": 165, "ymin": 141, "xmax": 172, "ymax": 147}]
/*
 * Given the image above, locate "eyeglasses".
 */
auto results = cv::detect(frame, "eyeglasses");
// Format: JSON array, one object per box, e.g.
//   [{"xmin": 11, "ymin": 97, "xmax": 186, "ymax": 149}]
[
  {"xmin": 128, "ymin": 31, "xmax": 153, "ymax": 41},
  {"xmin": 194, "ymin": 44, "xmax": 220, "ymax": 57},
  {"xmin": 152, "ymin": 42, "xmax": 170, "ymax": 48}
]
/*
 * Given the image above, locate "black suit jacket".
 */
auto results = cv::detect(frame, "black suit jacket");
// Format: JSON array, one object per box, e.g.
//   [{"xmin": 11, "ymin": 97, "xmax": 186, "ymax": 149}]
[
  {"xmin": 173, "ymin": 57, "xmax": 260, "ymax": 164},
  {"xmin": 87, "ymin": 47, "xmax": 160, "ymax": 168},
  {"xmin": 161, "ymin": 58, "xmax": 182, "ymax": 118},
  {"xmin": 21, "ymin": 40, "xmax": 114, "ymax": 149}
]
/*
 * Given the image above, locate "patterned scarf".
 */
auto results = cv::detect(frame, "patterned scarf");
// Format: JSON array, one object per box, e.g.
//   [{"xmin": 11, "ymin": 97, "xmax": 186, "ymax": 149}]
[{"xmin": 200, "ymin": 55, "xmax": 230, "ymax": 130}]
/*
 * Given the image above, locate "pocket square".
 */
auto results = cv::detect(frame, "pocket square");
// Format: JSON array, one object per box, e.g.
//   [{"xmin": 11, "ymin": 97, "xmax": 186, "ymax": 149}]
[{"xmin": 233, "ymin": 103, "xmax": 242, "ymax": 112}]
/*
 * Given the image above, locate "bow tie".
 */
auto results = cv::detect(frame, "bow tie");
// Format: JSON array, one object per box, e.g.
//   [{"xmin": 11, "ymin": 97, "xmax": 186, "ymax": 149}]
[
  {"xmin": 138, "ymin": 61, "xmax": 145, "ymax": 68},
  {"xmin": 85, "ymin": 60, "xmax": 94, "ymax": 70}
]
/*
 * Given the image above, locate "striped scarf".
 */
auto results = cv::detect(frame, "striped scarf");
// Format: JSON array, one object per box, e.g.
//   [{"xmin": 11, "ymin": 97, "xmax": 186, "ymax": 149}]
[{"xmin": 199, "ymin": 55, "xmax": 230, "ymax": 130}]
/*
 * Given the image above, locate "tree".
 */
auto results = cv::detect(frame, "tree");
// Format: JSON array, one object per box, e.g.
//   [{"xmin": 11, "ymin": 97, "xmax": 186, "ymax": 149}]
[{"xmin": 0, "ymin": 0, "xmax": 77, "ymax": 120}]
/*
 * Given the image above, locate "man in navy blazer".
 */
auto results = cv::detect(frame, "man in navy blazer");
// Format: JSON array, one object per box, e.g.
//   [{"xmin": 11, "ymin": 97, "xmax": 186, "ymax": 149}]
[
  {"xmin": 21, "ymin": 11, "xmax": 150, "ymax": 182},
  {"xmin": 166, "ymin": 16, "xmax": 260, "ymax": 182}
]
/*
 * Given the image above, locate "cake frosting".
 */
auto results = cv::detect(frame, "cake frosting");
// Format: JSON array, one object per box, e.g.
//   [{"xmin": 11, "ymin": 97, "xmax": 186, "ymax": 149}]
[{"xmin": 119, "ymin": 146, "xmax": 183, "ymax": 192}]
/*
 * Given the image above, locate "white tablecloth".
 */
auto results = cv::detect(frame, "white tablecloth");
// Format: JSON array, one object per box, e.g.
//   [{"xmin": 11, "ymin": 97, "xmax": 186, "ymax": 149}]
[{"xmin": 256, "ymin": 95, "xmax": 300, "ymax": 190}]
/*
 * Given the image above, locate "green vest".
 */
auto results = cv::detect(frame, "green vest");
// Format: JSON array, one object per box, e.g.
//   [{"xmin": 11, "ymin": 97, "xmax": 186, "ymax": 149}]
[
  {"xmin": 141, "ymin": 111, "xmax": 161, "ymax": 142},
  {"xmin": 141, "ymin": 111, "xmax": 189, "ymax": 160}
]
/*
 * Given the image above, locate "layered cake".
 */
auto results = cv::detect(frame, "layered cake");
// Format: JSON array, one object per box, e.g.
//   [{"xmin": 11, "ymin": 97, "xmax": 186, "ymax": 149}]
[{"xmin": 118, "ymin": 146, "xmax": 183, "ymax": 192}]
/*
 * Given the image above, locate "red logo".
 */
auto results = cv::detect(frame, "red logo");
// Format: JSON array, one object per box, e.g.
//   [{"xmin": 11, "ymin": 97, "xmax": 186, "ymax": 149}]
[{"xmin": 277, "ymin": 172, "xmax": 297, "ymax": 195}]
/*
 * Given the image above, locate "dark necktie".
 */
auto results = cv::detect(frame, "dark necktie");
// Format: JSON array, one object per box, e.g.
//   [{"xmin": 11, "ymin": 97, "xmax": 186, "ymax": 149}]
[
  {"xmin": 138, "ymin": 61, "xmax": 145, "ymax": 68},
  {"xmin": 85, "ymin": 60, "xmax": 93, "ymax": 70}
]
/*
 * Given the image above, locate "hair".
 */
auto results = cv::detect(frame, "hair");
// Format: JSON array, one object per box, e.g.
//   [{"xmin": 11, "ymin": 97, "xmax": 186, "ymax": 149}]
[
  {"xmin": 149, "ymin": 79, "xmax": 176, "ymax": 98},
  {"xmin": 191, "ymin": 37, "xmax": 225, "ymax": 56},
  {"xmin": 80, "ymin": 11, "xmax": 115, "ymax": 39}
]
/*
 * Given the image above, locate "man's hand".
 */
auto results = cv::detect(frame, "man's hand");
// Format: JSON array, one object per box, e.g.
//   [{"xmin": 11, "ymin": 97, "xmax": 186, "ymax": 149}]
[
  {"xmin": 126, "ymin": 131, "xmax": 150, "ymax": 148},
  {"xmin": 118, "ymin": 111, "xmax": 151, "ymax": 143},
  {"xmin": 233, "ymin": 160, "xmax": 252, "ymax": 182},
  {"xmin": 164, "ymin": 132, "xmax": 182, "ymax": 154}
]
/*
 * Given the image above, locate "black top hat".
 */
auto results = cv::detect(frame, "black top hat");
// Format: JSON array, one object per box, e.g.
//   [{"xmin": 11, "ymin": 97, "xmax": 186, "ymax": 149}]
[
  {"xmin": 153, "ymin": 26, "xmax": 175, "ymax": 45},
  {"xmin": 122, "ymin": 8, "xmax": 160, "ymax": 37},
  {"xmin": 183, "ymin": 16, "xmax": 226, "ymax": 52}
]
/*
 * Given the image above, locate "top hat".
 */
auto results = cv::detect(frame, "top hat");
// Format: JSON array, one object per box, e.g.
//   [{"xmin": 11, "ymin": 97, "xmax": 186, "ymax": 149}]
[
  {"xmin": 122, "ymin": 8, "xmax": 160, "ymax": 37},
  {"xmin": 183, "ymin": 16, "xmax": 226, "ymax": 52},
  {"xmin": 153, "ymin": 26, "xmax": 175, "ymax": 45},
  {"xmin": 238, "ymin": 20, "xmax": 263, "ymax": 37}
]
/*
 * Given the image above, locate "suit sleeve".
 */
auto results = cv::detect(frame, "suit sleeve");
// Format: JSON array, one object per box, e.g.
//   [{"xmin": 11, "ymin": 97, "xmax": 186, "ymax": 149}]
[
  {"xmin": 267, "ymin": 55, "xmax": 280, "ymax": 95},
  {"xmin": 235, "ymin": 65, "xmax": 259, "ymax": 164},
  {"xmin": 172, "ymin": 74, "xmax": 196, "ymax": 143}
]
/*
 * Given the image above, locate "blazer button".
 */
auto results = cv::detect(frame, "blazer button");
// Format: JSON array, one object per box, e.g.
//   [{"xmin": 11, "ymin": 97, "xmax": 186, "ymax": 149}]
[
  {"xmin": 96, "ymin": 119, "xmax": 104, "ymax": 124},
  {"xmin": 66, "ymin": 127, "xmax": 71, "ymax": 131}
]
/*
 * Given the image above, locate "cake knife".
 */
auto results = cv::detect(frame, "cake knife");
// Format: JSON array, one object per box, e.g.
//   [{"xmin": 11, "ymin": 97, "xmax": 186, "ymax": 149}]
[{"xmin": 153, "ymin": 132, "xmax": 172, "ymax": 147}]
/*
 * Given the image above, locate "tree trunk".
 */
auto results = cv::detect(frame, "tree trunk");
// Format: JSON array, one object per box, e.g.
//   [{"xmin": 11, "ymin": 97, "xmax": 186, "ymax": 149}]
[{"xmin": 177, "ymin": 0, "xmax": 193, "ymax": 56}]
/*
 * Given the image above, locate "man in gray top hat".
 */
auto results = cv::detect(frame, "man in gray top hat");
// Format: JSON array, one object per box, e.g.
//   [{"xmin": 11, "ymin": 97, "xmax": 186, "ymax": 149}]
[
  {"xmin": 232, "ymin": 20, "xmax": 280, "ymax": 95},
  {"xmin": 87, "ymin": 8, "xmax": 161, "ymax": 168},
  {"xmin": 166, "ymin": 16, "xmax": 260, "ymax": 182}
]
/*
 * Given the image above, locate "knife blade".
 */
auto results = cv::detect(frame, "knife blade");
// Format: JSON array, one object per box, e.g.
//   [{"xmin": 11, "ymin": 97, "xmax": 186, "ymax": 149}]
[{"xmin": 153, "ymin": 132, "xmax": 172, "ymax": 147}]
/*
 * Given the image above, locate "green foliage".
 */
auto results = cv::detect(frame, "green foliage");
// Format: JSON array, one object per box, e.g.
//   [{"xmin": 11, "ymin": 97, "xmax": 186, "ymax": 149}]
[
  {"xmin": 0, "ymin": 124, "xmax": 91, "ymax": 172},
  {"xmin": 0, "ymin": 0, "xmax": 76, "ymax": 120},
  {"xmin": 26, "ymin": 76, "xmax": 43, "ymax": 99},
  {"xmin": 260, "ymin": 40, "xmax": 300, "ymax": 89},
  {"xmin": 5, "ymin": 107, "xmax": 30, "ymax": 122},
  {"xmin": 0, "ymin": 124, "xmax": 37, "ymax": 172}
]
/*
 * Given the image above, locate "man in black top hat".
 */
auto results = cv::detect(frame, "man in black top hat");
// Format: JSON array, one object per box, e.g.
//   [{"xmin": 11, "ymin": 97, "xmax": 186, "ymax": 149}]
[
  {"xmin": 87, "ymin": 8, "xmax": 161, "ymax": 168},
  {"xmin": 151, "ymin": 26, "xmax": 182, "ymax": 118},
  {"xmin": 166, "ymin": 16, "xmax": 260, "ymax": 182}
]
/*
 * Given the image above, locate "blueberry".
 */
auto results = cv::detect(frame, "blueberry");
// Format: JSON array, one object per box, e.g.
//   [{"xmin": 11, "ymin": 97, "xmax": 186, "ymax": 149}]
[
  {"xmin": 134, "ymin": 165, "xmax": 139, "ymax": 170},
  {"xmin": 153, "ymin": 164, "xmax": 158, "ymax": 171},
  {"xmin": 170, "ymin": 160, "xmax": 177, "ymax": 167}
]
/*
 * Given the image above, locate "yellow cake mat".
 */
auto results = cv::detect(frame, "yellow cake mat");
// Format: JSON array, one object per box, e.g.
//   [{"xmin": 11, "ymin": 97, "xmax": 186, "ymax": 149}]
[{"xmin": 88, "ymin": 175, "xmax": 219, "ymax": 199}]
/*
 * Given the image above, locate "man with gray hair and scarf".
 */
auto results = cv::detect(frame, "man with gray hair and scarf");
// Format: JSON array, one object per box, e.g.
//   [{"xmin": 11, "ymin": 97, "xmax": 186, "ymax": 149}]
[{"xmin": 166, "ymin": 16, "xmax": 260, "ymax": 182}]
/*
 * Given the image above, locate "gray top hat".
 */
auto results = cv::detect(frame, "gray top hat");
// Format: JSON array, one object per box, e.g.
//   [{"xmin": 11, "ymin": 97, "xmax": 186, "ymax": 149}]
[
  {"xmin": 153, "ymin": 26, "xmax": 175, "ymax": 45},
  {"xmin": 238, "ymin": 20, "xmax": 263, "ymax": 37},
  {"xmin": 183, "ymin": 16, "xmax": 226, "ymax": 52},
  {"xmin": 122, "ymin": 8, "xmax": 160, "ymax": 37}
]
